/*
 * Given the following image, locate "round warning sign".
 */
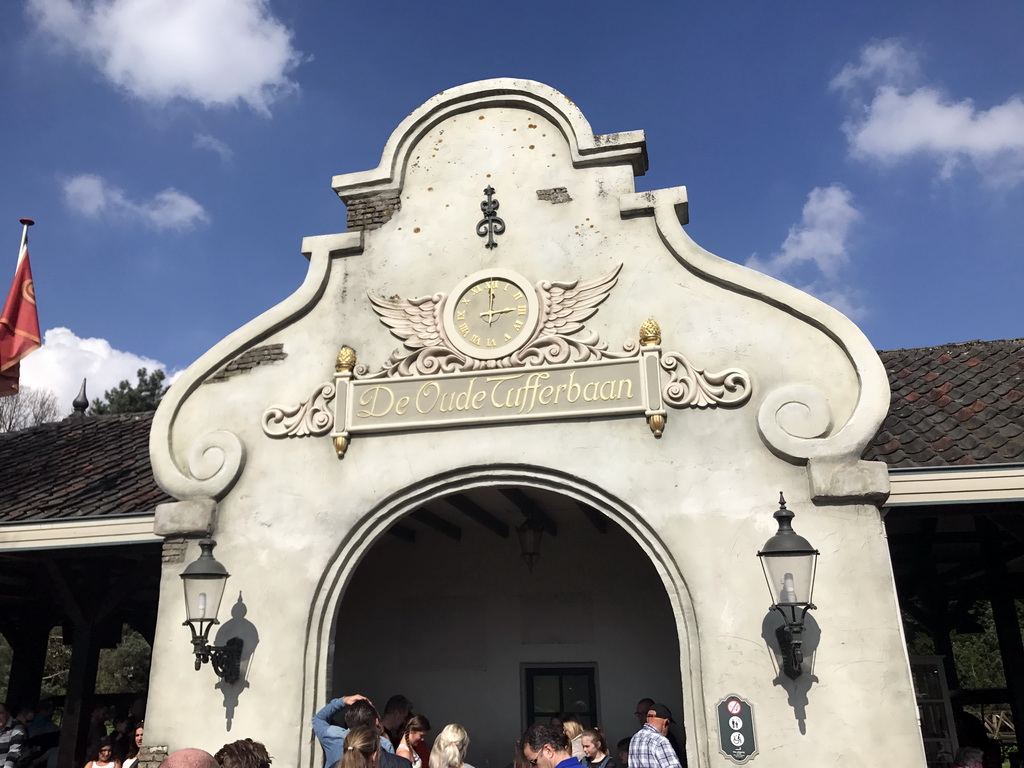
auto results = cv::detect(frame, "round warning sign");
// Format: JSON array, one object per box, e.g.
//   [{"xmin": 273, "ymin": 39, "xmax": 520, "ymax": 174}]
[
  {"xmin": 728, "ymin": 716, "xmax": 743, "ymax": 731},
  {"xmin": 726, "ymin": 700, "xmax": 742, "ymax": 715}
]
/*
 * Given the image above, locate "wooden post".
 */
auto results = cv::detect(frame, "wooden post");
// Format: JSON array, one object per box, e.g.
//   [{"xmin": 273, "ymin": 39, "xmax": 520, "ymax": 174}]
[
  {"xmin": 979, "ymin": 517, "xmax": 1024, "ymax": 745},
  {"xmin": 0, "ymin": 613, "xmax": 53, "ymax": 710}
]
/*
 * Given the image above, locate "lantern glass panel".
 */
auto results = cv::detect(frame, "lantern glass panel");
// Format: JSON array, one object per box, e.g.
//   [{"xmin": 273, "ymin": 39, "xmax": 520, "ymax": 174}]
[
  {"xmin": 762, "ymin": 552, "xmax": 816, "ymax": 606},
  {"xmin": 183, "ymin": 575, "xmax": 228, "ymax": 623}
]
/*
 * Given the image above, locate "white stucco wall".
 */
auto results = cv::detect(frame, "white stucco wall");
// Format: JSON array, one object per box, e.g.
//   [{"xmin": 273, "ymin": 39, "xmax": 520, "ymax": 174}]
[{"xmin": 146, "ymin": 79, "xmax": 923, "ymax": 768}]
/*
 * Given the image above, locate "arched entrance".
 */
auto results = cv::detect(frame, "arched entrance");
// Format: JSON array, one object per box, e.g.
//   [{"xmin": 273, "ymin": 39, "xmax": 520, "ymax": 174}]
[{"xmin": 301, "ymin": 467, "xmax": 708, "ymax": 768}]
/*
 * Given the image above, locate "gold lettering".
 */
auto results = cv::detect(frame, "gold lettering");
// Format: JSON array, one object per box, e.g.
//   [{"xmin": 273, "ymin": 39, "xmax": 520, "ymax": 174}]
[
  {"xmin": 583, "ymin": 381, "xmax": 600, "ymax": 401},
  {"xmin": 512, "ymin": 291, "xmax": 523, "ymax": 300},
  {"xmin": 395, "ymin": 396, "xmax": 410, "ymax": 415},
  {"xmin": 416, "ymin": 381, "xmax": 440, "ymax": 414},
  {"xmin": 456, "ymin": 310, "xmax": 466, "ymax": 321},
  {"xmin": 599, "ymin": 380, "xmax": 616, "ymax": 401},
  {"xmin": 513, "ymin": 320, "xmax": 524, "ymax": 331},
  {"xmin": 554, "ymin": 383, "xmax": 568, "ymax": 403},
  {"xmin": 487, "ymin": 375, "xmax": 522, "ymax": 409},
  {"xmin": 567, "ymin": 372, "xmax": 582, "ymax": 403},
  {"xmin": 458, "ymin": 322, "xmax": 470, "ymax": 336},
  {"xmin": 454, "ymin": 379, "xmax": 477, "ymax": 410},
  {"xmin": 470, "ymin": 284, "xmax": 483, "ymax": 294},
  {"xmin": 439, "ymin": 390, "xmax": 456, "ymax": 412},
  {"xmin": 470, "ymin": 334, "xmax": 481, "ymax": 345},
  {"xmin": 485, "ymin": 280, "xmax": 498, "ymax": 289},
  {"xmin": 617, "ymin": 379, "xmax": 633, "ymax": 399},
  {"xmin": 504, "ymin": 333, "xmax": 512, "ymax": 341},
  {"xmin": 356, "ymin": 385, "xmax": 395, "ymax": 418},
  {"xmin": 460, "ymin": 297, "xmax": 470, "ymax": 305},
  {"xmin": 486, "ymin": 338, "xmax": 496, "ymax": 347},
  {"xmin": 519, "ymin": 372, "xmax": 548, "ymax": 414},
  {"xmin": 518, "ymin": 305, "xmax": 527, "ymax": 315},
  {"xmin": 538, "ymin": 385, "xmax": 554, "ymax": 405},
  {"xmin": 472, "ymin": 390, "xmax": 486, "ymax": 409}
]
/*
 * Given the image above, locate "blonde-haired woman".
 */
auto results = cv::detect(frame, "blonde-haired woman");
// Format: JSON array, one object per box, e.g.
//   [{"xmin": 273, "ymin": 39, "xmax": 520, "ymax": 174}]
[
  {"xmin": 561, "ymin": 716, "xmax": 585, "ymax": 764},
  {"xmin": 429, "ymin": 724, "xmax": 473, "ymax": 768},
  {"xmin": 339, "ymin": 726, "xmax": 379, "ymax": 768}
]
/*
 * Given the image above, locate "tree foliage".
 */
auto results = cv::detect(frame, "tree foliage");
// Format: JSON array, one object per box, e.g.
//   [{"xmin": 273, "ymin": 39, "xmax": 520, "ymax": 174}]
[
  {"xmin": 90, "ymin": 368, "xmax": 167, "ymax": 415},
  {"xmin": 0, "ymin": 386, "xmax": 62, "ymax": 432},
  {"xmin": 0, "ymin": 625, "xmax": 151, "ymax": 702}
]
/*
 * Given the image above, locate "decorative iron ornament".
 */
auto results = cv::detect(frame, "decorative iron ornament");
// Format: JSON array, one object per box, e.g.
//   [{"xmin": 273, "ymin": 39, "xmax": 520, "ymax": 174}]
[{"xmin": 476, "ymin": 186, "xmax": 505, "ymax": 248}]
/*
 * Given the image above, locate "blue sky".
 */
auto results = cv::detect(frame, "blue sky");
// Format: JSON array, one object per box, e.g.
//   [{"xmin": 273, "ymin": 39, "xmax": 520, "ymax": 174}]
[{"xmin": 2, "ymin": 1, "xmax": 1023, "ymax": 409}]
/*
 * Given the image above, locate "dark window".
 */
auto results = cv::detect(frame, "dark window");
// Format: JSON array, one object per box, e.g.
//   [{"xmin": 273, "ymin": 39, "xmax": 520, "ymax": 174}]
[{"xmin": 524, "ymin": 665, "xmax": 598, "ymax": 727}]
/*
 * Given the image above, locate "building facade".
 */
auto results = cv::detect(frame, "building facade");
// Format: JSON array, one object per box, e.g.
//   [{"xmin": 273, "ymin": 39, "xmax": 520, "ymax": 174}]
[{"xmin": 138, "ymin": 79, "xmax": 923, "ymax": 767}]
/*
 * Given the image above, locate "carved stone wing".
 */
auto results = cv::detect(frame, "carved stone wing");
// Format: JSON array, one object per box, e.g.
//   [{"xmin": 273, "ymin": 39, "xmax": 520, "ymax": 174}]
[
  {"xmin": 535, "ymin": 263, "xmax": 622, "ymax": 338},
  {"xmin": 367, "ymin": 291, "xmax": 446, "ymax": 350}
]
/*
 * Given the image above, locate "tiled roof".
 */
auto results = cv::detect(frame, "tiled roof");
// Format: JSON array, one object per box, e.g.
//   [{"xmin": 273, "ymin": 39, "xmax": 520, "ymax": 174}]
[
  {"xmin": 865, "ymin": 338, "xmax": 1024, "ymax": 468},
  {"xmin": 0, "ymin": 411, "xmax": 172, "ymax": 524}
]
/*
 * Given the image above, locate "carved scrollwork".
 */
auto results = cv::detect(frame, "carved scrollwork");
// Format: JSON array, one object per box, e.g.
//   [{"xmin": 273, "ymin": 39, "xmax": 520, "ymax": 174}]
[
  {"xmin": 182, "ymin": 430, "xmax": 246, "ymax": 499},
  {"xmin": 262, "ymin": 383, "xmax": 336, "ymax": 438},
  {"xmin": 661, "ymin": 352, "xmax": 751, "ymax": 409},
  {"xmin": 756, "ymin": 384, "xmax": 836, "ymax": 458}
]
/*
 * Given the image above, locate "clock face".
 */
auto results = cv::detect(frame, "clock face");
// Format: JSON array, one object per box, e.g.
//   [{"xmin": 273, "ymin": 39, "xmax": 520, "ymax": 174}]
[{"xmin": 443, "ymin": 269, "xmax": 539, "ymax": 360}]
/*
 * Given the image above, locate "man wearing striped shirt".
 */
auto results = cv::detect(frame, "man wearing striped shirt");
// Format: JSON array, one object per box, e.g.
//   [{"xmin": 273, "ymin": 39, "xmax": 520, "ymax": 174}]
[{"xmin": 0, "ymin": 703, "xmax": 26, "ymax": 768}]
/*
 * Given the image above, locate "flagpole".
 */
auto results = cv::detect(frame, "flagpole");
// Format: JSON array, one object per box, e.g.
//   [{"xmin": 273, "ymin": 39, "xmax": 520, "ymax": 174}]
[{"xmin": 17, "ymin": 218, "xmax": 33, "ymax": 266}]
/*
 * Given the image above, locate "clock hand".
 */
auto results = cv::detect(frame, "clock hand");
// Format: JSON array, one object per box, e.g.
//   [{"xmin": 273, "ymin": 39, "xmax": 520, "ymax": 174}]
[{"xmin": 479, "ymin": 307, "xmax": 515, "ymax": 323}]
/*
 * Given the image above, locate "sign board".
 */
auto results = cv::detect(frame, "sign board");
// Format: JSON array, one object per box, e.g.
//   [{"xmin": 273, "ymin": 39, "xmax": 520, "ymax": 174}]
[{"xmin": 717, "ymin": 695, "xmax": 757, "ymax": 763}]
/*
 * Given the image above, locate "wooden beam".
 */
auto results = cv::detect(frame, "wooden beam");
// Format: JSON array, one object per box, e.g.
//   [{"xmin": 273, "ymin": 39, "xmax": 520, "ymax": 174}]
[
  {"xmin": 576, "ymin": 501, "xmax": 607, "ymax": 534},
  {"xmin": 388, "ymin": 524, "xmax": 416, "ymax": 543},
  {"xmin": 443, "ymin": 495, "xmax": 509, "ymax": 538},
  {"xmin": 500, "ymin": 488, "xmax": 557, "ymax": 536},
  {"xmin": 412, "ymin": 509, "xmax": 462, "ymax": 541}
]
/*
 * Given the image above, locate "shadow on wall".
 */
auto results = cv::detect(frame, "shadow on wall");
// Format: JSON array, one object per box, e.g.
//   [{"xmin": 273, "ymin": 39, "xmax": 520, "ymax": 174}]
[
  {"xmin": 760, "ymin": 610, "xmax": 820, "ymax": 734},
  {"xmin": 215, "ymin": 594, "xmax": 260, "ymax": 730}
]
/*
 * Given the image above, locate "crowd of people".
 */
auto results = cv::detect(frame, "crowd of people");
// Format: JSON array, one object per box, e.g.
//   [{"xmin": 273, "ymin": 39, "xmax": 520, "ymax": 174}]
[
  {"xmin": 310, "ymin": 694, "xmax": 688, "ymax": 768},
  {"xmin": 0, "ymin": 689, "xmax": 1006, "ymax": 768}
]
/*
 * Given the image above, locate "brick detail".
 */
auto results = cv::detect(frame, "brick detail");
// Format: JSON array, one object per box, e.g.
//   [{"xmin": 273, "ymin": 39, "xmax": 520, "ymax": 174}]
[
  {"xmin": 162, "ymin": 538, "xmax": 187, "ymax": 564},
  {"xmin": 346, "ymin": 193, "xmax": 402, "ymax": 231},
  {"xmin": 206, "ymin": 344, "xmax": 287, "ymax": 384},
  {"xmin": 138, "ymin": 745, "xmax": 168, "ymax": 768},
  {"xmin": 536, "ymin": 187, "xmax": 573, "ymax": 204}
]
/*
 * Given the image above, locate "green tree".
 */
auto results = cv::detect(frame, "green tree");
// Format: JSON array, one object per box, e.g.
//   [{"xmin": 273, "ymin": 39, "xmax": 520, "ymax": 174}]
[{"xmin": 90, "ymin": 368, "xmax": 167, "ymax": 415}]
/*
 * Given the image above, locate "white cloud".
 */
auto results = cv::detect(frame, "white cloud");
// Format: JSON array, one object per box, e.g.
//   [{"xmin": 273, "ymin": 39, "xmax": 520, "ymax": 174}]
[
  {"xmin": 748, "ymin": 185, "xmax": 859, "ymax": 281},
  {"xmin": 833, "ymin": 39, "xmax": 1024, "ymax": 186},
  {"xmin": 27, "ymin": 0, "xmax": 303, "ymax": 114},
  {"xmin": 63, "ymin": 173, "xmax": 208, "ymax": 230},
  {"xmin": 20, "ymin": 327, "xmax": 169, "ymax": 415},
  {"xmin": 194, "ymin": 133, "xmax": 234, "ymax": 161},
  {"xmin": 829, "ymin": 39, "xmax": 920, "ymax": 95},
  {"xmin": 747, "ymin": 185, "xmax": 865, "ymax": 319}
]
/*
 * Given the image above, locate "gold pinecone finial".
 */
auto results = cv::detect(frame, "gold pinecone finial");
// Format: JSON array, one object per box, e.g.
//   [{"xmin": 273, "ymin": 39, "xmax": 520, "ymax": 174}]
[
  {"xmin": 639, "ymin": 318, "xmax": 661, "ymax": 347},
  {"xmin": 336, "ymin": 346, "xmax": 357, "ymax": 373}
]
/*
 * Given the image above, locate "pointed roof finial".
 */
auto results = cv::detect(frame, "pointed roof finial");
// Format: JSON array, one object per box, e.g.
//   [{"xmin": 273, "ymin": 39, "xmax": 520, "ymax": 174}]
[{"xmin": 72, "ymin": 379, "xmax": 89, "ymax": 417}]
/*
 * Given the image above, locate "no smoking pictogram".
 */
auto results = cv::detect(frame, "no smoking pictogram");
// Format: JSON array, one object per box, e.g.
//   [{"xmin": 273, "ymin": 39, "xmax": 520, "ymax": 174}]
[{"xmin": 727, "ymin": 699, "xmax": 742, "ymax": 715}]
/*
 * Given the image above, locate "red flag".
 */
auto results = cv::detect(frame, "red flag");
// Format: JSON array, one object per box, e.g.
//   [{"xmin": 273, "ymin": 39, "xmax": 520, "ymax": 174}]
[{"xmin": 0, "ymin": 219, "xmax": 41, "ymax": 397}]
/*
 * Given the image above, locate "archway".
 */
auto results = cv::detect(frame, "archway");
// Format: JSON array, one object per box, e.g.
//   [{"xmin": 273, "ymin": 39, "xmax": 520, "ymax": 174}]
[{"xmin": 301, "ymin": 467, "xmax": 708, "ymax": 768}]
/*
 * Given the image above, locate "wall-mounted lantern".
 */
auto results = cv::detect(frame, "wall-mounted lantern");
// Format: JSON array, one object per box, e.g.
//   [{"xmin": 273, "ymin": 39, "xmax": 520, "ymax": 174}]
[
  {"xmin": 757, "ymin": 493, "xmax": 819, "ymax": 679},
  {"xmin": 180, "ymin": 536, "xmax": 243, "ymax": 683},
  {"xmin": 517, "ymin": 516, "xmax": 545, "ymax": 573}
]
